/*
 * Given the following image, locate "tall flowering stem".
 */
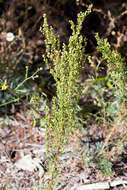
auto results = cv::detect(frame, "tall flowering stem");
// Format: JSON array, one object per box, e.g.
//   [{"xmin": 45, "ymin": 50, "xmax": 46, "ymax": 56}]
[{"xmin": 40, "ymin": 5, "xmax": 92, "ymax": 188}]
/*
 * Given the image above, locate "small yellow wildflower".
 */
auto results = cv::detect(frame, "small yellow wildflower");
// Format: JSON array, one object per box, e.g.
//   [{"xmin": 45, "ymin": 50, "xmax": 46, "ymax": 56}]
[
  {"xmin": 40, "ymin": 67, "xmax": 43, "ymax": 71},
  {"xmin": 36, "ymin": 75, "xmax": 39, "ymax": 78},
  {"xmin": 1, "ymin": 84, "xmax": 7, "ymax": 90}
]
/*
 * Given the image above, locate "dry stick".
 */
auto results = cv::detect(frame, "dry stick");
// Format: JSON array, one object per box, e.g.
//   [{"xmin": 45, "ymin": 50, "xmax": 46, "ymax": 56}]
[
  {"xmin": 107, "ymin": 131, "xmax": 127, "ymax": 159},
  {"xmin": 100, "ymin": 124, "xmax": 116, "ymax": 156},
  {"xmin": 75, "ymin": 179, "xmax": 127, "ymax": 190},
  {"xmin": 100, "ymin": 106, "xmax": 124, "ymax": 157}
]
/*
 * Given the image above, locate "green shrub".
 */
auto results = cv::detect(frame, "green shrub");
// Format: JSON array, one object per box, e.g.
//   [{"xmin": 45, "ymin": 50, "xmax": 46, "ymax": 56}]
[
  {"xmin": 95, "ymin": 33, "xmax": 127, "ymax": 159},
  {"xmin": 40, "ymin": 5, "xmax": 92, "ymax": 189}
]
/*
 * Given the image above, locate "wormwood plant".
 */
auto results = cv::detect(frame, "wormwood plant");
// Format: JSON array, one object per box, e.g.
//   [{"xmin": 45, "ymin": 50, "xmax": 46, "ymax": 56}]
[
  {"xmin": 95, "ymin": 34, "xmax": 127, "ymax": 159},
  {"xmin": 82, "ymin": 34, "xmax": 127, "ymax": 176},
  {"xmin": 40, "ymin": 5, "xmax": 92, "ymax": 188}
]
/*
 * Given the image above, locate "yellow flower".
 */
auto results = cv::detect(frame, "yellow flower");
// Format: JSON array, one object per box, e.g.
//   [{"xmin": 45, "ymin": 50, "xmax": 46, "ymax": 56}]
[
  {"xmin": 40, "ymin": 67, "xmax": 43, "ymax": 71},
  {"xmin": 1, "ymin": 84, "xmax": 7, "ymax": 90}
]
